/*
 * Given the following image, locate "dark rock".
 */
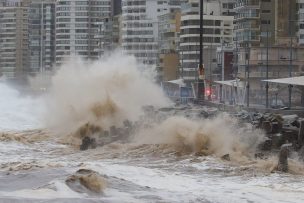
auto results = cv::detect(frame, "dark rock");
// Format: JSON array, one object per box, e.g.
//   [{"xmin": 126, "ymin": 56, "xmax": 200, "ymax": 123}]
[
  {"xmin": 258, "ymin": 137, "xmax": 272, "ymax": 151},
  {"xmin": 262, "ymin": 121, "xmax": 272, "ymax": 134},
  {"xmin": 123, "ymin": 119, "xmax": 132, "ymax": 128},
  {"xmin": 270, "ymin": 114, "xmax": 283, "ymax": 123},
  {"xmin": 221, "ymin": 154, "xmax": 230, "ymax": 161},
  {"xmin": 271, "ymin": 122, "xmax": 282, "ymax": 134},
  {"xmin": 158, "ymin": 107, "xmax": 174, "ymax": 112},
  {"xmin": 298, "ymin": 146, "xmax": 304, "ymax": 160},
  {"xmin": 80, "ymin": 136, "xmax": 91, "ymax": 151},
  {"xmin": 271, "ymin": 133, "xmax": 285, "ymax": 149},
  {"xmin": 298, "ymin": 120, "xmax": 304, "ymax": 147},
  {"xmin": 255, "ymin": 152, "xmax": 266, "ymax": 159},
  {"xmin": 195, "ymin": 151, "xmax": 208, "ymax": 156},
  {"xmin": 66, "ymin": 169, "xmax": 106, "ymax": 193},
  {"xmin": 199, "ymin": 111, "xmax": 209, "ymax": 118},
  {"xmin": 291, "ymin": 120, "xmax": 300, "ymax": 128},
  {"xmin": 277, "ymin": 143, "xmax": 292, "ymax": 172},
  {"xmin": 80, "ymin": 136, "xmax": 97, "ymax": 150},
  {"xmin": 282, "ymin": 130, "xmax": 298, "ymax": 144}
]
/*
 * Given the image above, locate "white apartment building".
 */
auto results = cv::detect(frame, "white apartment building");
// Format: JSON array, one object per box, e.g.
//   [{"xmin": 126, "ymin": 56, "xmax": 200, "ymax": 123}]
[
  {"xmin": 179, "ymin": 0, "xmax": 234, "ymax": 83},
  {"xmin": 55, "ymin": 0, "xmax": 111, "ymax": 65},
  {"xmin": 121, "ymin": 0, "xmax": 183, "ymax": 65},
  {"xmin": 29, "ymin": 0, "xmax": 56, "ymax": 73}
]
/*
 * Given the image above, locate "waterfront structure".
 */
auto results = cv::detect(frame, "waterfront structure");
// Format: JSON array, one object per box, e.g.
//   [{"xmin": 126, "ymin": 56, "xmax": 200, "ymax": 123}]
[
  {"xmin": 55, "ymin": 0, "xmax": 112, "ymax": 65},
  {"xmin": 28, "ymin": 0, "xmax": 56, "ymax": 73},
  {"xmin": 0, "ymin": 0, "xmax": 31, "ymax": 78},
  {"xmin": 179, "ymin": 0, "xmax": 234, "ymax": 84},
  {"xmin": 121, "ymin": 0, "xmax": 183, "ymax": 65}
]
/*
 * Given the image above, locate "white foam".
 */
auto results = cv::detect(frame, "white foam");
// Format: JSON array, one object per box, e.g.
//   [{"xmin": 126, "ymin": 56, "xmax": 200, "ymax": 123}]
[
  {"xmin": 0, "ymin": 180, "xmax": 84, "ymax": 199},
  {"xmin": 86, "ymin": 161, "xmax": 304, "ymax": 203}
]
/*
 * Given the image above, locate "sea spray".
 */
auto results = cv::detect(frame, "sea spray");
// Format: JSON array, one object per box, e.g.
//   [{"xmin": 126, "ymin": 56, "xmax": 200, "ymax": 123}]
[
  {"xmin": 37, "ymin": 52, "xmax": 304, "ymax": 174},
  {"xmin": 133, "ymin": 113, "xmax": 266, "ymax": 161},
  {"xmin": 0, "ymin": 82, "xmax": 43, "ymax": 131},
  {"xmin": 42, "ymin": 53, "xmax": 170, "ymax": 136},
  {"xmin": 42, "ymin": 52, "xmax": 265, "ymax": 161}
]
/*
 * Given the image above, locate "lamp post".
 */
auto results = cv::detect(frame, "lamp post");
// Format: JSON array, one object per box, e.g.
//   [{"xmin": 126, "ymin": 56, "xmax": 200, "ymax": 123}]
[
  {"xmin": 246, "ymin": 45, "xmax": 250, "ymax": 107},
  {"xmin": 288, "ymin": 6, "xmax": 292, "ymax": 109},
  {"xmin": 198, "ymin": 0, "xmax": 205, "ymax": 101},
  {"xmin": 265, "ymin": 28, "xmax": 269, "ymax": 108}
]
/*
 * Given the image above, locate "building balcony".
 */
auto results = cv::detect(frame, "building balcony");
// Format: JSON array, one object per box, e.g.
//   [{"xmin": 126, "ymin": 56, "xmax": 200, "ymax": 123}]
[
  {"xmin": 235, "ymin": 24, "xmax": 260, "ymax": 31},
  {"xmin": 234, "ymin": 15, "xmax": 260, "ymax": 22}
]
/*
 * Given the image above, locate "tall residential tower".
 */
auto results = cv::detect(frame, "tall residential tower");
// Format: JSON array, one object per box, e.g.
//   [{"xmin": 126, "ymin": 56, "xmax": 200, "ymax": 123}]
[
  {"xmin": 0, "ymin": 0, "xmax": 31, "ymax": 78},
  {"xmin": 121, "ymin": 0, "xmax": 183, "ymax": 66},
  {"xmin": 55, "ymin": 0, "xmax": 112, "ymax": 65}
]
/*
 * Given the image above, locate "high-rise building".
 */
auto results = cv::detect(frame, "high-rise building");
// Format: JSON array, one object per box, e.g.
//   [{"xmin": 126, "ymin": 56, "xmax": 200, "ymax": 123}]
[
  {"xmin": 55, "ymin": 0, "xmax": 112, "ymax": 65},
  {"xmin": 112, "ymin": 0, "xmax": 122, "ymax": 15},
  {"xmin": 0, "ymin": 0, "xmax": 31, "ymax": 78},
  {"xmin": 28, "ymin": 0, "xmax": 56, "ymax": 73},
  {"xmin": 121, "ymin": 0, "xmax": 183, "ymax": 66},
  {"xmin": 234, "ymin": 0, "xmax": 297, "ymax": 48},
  {"xmin": 297, "ymin": 0, "xmax": 304, "ymax": 45},
  {"xmin": 94, "ymin": 16, "xmax": 119, "ymax": 55},
  {"xmin": 179, "ymin": 0, "xmax": 234, "ymax": 84},
  {"xmin": 157, "ymin": 10, "xmax": 181, "ymax": 81},
  {"xmin": 112, "ymin": 14, "xmax": 122, "ymax": 47}
]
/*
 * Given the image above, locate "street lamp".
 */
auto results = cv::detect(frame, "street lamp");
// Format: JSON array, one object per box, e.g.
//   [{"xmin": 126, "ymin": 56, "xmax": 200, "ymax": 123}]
[
  {"xmin": 198, "ymin": 0, "xmax": 205, "ymax": 101},
  {"xmin": 265, "ymin": 28, "xmax": 269, "ymax": 108},
  {"xmin": 246, "ymin": 44, "xmax": 250, "ymax": 107},
  {"xmin": 288, "ymin": 10, "xmax": 292, "ymax": 109},
  {"xmin": 286, "ymin": 12, "xmax": 304, "ymax": 108}
]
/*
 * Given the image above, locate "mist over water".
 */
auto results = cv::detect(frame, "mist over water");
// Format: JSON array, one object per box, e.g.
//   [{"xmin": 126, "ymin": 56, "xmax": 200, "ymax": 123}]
[{"xmin": 0, "ymin": 82, "xmax": 43, "ymax": 131}]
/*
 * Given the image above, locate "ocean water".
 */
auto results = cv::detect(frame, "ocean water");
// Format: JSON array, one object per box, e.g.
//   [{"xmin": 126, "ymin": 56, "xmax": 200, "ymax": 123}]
[{"xmin": 0, "ymin": 54, "xmax": 304, "ymax": 203}]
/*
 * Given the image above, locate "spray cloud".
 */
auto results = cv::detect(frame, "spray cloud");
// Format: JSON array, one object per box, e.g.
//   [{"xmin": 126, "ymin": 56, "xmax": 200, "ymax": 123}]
[{"xmin": 43, "ymin": 52, "xmax": 170, "ymax": 135}]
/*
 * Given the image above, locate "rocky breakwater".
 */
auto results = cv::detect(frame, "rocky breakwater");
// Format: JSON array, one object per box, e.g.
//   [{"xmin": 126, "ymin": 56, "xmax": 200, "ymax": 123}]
[{"xmin": 236, "ymin": 111, "xmax": 304, "ymax": 172}]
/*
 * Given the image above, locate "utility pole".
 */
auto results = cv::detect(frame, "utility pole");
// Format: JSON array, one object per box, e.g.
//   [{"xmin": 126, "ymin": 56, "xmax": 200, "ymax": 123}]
[
  {"xmin": 246, "ymin": 44, "xmax": 250, "ymax": 107},
  {"xmin": 198, "ymin": 0, "xmax": 205, "ymax": 101},
  {"xmin": 266, "ymin": 28, "xmax": 269, "ymax": 108},
  {"xmin": 181, "ymin": 49, "xmax": 184, "ymax": 79},
  {"xmin": 220, "ymin": 42, "xmax": 224, "ymax": 103},
  {"xmin": 40, "ymin": 2, "xmax": 44, "ymax": 73},
  {"xmin": 208, "ymin": 17, "xmax": 215, "ymax": 101},
  {"xmin": 288, "ymin": 2, "xmax": 293, "ymax": 109}
]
